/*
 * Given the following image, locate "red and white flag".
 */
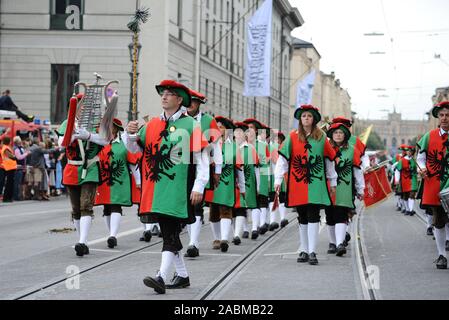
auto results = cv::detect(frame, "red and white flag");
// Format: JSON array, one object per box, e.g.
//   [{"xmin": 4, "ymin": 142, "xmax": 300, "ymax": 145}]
[{"xmin": 363, "ymin": 166, "xmax": 392, "ymax": 208}]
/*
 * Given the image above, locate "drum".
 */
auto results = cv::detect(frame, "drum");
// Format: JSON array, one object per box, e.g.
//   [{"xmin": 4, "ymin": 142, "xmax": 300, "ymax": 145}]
[{"xmin": 439, "ymin": 187, "xmax": 449, "ymax": 213}]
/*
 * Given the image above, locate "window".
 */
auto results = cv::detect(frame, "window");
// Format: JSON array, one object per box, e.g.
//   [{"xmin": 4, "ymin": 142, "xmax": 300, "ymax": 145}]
[
  {"xmin": 51, "ymin": 64, "xmax": 79, "ymax": 124},
  {"xmin": 51, "ymin": 0, "xmax": 83, "ymax": 30}
]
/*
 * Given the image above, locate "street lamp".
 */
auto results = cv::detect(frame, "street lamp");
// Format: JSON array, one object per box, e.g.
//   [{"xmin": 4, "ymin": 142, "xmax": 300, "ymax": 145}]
[{"xmin": 128, "ymin": 40, "xmax": 142, "ymax": 121}]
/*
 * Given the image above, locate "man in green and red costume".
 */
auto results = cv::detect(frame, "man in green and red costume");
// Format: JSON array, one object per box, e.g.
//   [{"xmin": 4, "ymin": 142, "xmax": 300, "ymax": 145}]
[
  {"xmin": 392, "ymin": 144, "xmax": 408, "ymax": 213},
  {"xmin": 394, "ymin": 145, "xmax": 418, "ymax": 216},
  {"xmin": 417, "ymin": 101, "xmax": 449, "ymax": 269},
  {"xmin": 125, "ymin": 80, "xmax": 209, "ymax": 293},
  {"xmin": 184, "ymin": 89, "xmax": 222, "ymax": 257},
  {"xmin": 204, "ymin": 116, "xmax": 246, "ymax": 250},
  {"xmin": 325, "ymin": 121, "xmax": 365, "ymax": 257},
  {"xmin": 57, "ymin": 93, "xmax": 110, "ymax": 257},
  {"xmin": 94, "ymin": 118, "xmax": 141, "ymax": 249},
  {"xmin": 234, "ymin": 121, "xmax": 260, "ymax": 240},
  {"xmin": 244, "ymin": 118, "xmax": 271, "ymax": 235},
  {"xmin": 269, "ymin": 131, "xmax": 289, "ymax": 229}
]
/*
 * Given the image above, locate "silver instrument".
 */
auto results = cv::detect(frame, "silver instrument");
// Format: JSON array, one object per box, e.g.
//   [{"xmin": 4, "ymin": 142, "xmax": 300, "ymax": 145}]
[
  {"xmin": 75, "ymin": 73, "xmax": 119, "ymax": 134},
  {"xmin": 440, "ymin": 188, "xmax": 449, "ymax": 213}
]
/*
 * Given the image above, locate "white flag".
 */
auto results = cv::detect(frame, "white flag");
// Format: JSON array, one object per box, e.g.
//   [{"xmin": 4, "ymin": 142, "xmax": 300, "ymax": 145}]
[
  {"xmin": 243, "ymin": 0, "xmax": 273, "ymax": 97},
  {"xmin": 292, "ymin": 70, "xmax": 316, "ymax": 129}
]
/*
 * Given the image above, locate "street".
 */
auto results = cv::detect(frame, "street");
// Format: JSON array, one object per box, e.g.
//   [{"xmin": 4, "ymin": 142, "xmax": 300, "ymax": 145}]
[{"xmin": 0, "ymin": 195, "xmax": 447, "ymax": 300}]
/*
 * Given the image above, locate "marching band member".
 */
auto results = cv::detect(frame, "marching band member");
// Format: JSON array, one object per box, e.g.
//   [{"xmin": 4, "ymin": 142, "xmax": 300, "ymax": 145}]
[
  {"xmin": 234, "ymin": 122, "xmax": 259, "ymax": 240},
  {"xmin": 94, "ymin": 118, "xmax": 141, "ymax": 248},
  {"xmin": 269, "ymin": 131, "xmax": 288, "ymax": 229},
  {"xmin": 244, "ymin": 119, "xmax": 270, "ymax": 236},
  {"xmin": 125, "ymin": 80, "xmax": 209, "ymax": 293},
  {"xmin": 184, "ymin": 89, "xmax": 222, "ymax": 257},
  {"xmin": 325, "ymin": 121, "xmax": 365, "ymax": 256},
  {"xmin": 417, "ymin": 101, "xmax": 449, "ymax": 269},
  {"xmin": 57, "ymin": 93, "xmax": 110, "ymax": 257},
  {"xmin": 275, "ymin": 105, "xmax": 337, "ymax": 265},
  {"xmin": 204, "ymin": 116, "xmax": 246, "ymax": 250},
  {"xmin": 394, "ymin": 145, "xmax": 418, "ymax": 216}
]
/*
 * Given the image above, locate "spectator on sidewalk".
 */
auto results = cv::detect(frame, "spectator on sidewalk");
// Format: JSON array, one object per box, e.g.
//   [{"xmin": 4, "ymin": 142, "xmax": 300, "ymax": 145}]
[
  {"xmin": 13, "ymin": 136, "xmax": 30, "ymax": 201},
  {"xmin": 0, "ymin": 128, "xmax": 11, "ymax": 200},
  {"xmin": 1, "ymin": 136, "xmax": 17, "ymax": 202},
  {"xmin": 28, "ymin": 138, "xmax": 56, "ymax": 201}
]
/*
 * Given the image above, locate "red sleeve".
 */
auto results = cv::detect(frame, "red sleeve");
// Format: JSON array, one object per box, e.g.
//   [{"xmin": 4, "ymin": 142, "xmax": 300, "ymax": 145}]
[
  {"xmin": 353, "ymin": 148, "xmax": 362, "ymax": 168},
  {"xmin": 236, "ymin": 148, "xmax": 243, "ymax": 169},
  {"xmin": 356, "ymin": 137, "xmax": 367, "ymax": 155},
  {"xmin": 324, "ymin": 138, "xmax": 337, "ymax": 161},
  {"xmin": 209, "ymin": 119, "xmax": 221, "ymax": 144},
  {"xmin": 265, "ymin": 144, "xmax": 270, "ymax": 159},
  {"xmin": 253, "ymin": 147, "xmax": 260, "ymax": 166},
  {"xmin": 190, "ymin": 125, "xmax": 209, "ymax": 153}
]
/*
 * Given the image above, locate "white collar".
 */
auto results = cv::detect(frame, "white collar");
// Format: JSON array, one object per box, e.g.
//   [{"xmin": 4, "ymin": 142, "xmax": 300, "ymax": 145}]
[
  {"xmin": 404, "ymin": 155, "xmax": 410, "ymax": 160},
  {"xmin": 112, "ymin": 134, "xmax": 122, "ymax": 144},
  {"xmin": 191, "ymin": 111, "xmax": 202, "ymax": 122},
  {"xmin": 440, "ymin": 127, "xmax": 449, "ymax": 136},
  {"xmin": 160, "ymin": 108, "xmax": 184, "ymax": 122},
  {"xmin": 238, "ymin": 141, "xmax": 248, "ymax": 148}
]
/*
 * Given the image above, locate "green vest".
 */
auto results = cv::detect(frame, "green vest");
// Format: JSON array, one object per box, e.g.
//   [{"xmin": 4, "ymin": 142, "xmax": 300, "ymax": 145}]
[
  {"xmin": 239, "ymin": 144, "xmax": 258, "ymax": 209},
  {"xmin": 255, "ymin": 140, "xmax": 270, "ymax": 197}
]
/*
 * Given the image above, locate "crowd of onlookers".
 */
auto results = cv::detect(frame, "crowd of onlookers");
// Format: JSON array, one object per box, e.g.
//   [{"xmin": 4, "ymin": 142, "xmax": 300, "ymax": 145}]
[{"xmin": 0, "ymin": 129, "xmax": 67, "ymax": 203}]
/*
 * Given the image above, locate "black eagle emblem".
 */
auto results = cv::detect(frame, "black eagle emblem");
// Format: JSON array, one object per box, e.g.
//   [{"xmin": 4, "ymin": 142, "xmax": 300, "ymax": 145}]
[
  {"xmin": 99, "ymin": 151, "xmax": 125, "ymax": 186},
  {"xmin": 335, "ymin": 158, "xmax": 352, "ymax": 185},
  {"xmin": 144, "ymin": 142, "xmax": 182, "ymax": 182},
  {"xmin": 427, "ymin": 149, "xmax": 449, "ymax": 185},
  {"xmin": 291, "ymin": 154, "xmax": 324, "ymax": 184},
  {"xmin": 219, "ymin": 164, "xmax": 233, "ymax": 185},
  {"xmin": 243, "ymin": 165, "xmax": 252, "ymax": 188}
]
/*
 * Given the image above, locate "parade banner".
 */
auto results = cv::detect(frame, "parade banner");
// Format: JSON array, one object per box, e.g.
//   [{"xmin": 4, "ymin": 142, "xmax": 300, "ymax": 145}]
[
  {"xmin": 363, "ymin": 166, "xmax": 392, "ymax": 208},
  {"xmin": 243, "ymin": 0, "xmax": 272, "ymax": 97},
  {"xmin": 292, "ymin": 70, "xmax": 316, "ymax": 129}
]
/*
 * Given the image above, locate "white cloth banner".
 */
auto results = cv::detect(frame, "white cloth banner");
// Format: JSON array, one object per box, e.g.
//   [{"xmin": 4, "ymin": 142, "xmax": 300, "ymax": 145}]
[
  {"xmin": 292, "ymin": 70, "xmax": 316, "ymax": 129},
  {"xmin": 243, "ymin": 0, "xmax": 273, "ymax": 97}
]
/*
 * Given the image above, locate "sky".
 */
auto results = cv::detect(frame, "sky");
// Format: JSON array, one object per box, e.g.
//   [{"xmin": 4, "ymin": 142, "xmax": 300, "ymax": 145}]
[{"xmin": 289, "ymin": 0, "xmax": 449, "ymax": 120}]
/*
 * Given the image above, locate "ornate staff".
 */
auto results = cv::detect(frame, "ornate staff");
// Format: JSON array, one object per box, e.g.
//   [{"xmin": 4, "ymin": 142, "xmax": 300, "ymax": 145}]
[{"xmin": 127, "ymin": 7, "xmax": 150, "ymax": 121}]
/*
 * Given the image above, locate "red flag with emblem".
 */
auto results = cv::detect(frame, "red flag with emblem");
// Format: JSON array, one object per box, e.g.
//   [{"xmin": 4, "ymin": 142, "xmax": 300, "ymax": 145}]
[{"xmin": 363, "ymin": 166, "xmax": 392, "ymax": 207}]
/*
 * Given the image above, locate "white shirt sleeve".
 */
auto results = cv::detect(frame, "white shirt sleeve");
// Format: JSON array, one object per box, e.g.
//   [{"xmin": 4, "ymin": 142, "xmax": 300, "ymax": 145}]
[
  {"xmin": 255, "ymin": 167, "xmax": 260, "ymax": 193},
  {"xmin": 58, "ymin": 136, "xmax": 64, "ymax": 147},
  {"xmin": 211, "ymin": 141, "xmax": 223, "ymax": 174},
  {"xmin": 394, "ymin": 169, "xmax": 401, "ymax": 185},
  {"xmin": 417, "ymin": 151, "xmax": 426, "ymax": 170},
  {"xmin": 122, "ymin": 132, "xmax": 142, "ymax": 154},
  {"xmin": 237, "ymin": 167, "xmax": 246, "ymax": 193},
  {"xmin": 130, "ymin": 164, "xmax": 141, "ymax": 185},
  {"xmin": 192, "ymin": 151, "xmax": 210, "ymax": 194},
  {"xmin": 353, "ymin": 167, "xmax": 365, "ymax": 195},
  {"xmin": 361, "ymin": 153, "xmax": 370, "ymax": 171},
  {"xmin": 88, "ymin": 133, "xmax": 109, "ymax": 146},
  {"xmin": 325, "ymin": 158, "xmax": 338, "ymax": 187},
  {"xmin": 274, "ymin": 156, "xmax": 288, "ymax": 186}
]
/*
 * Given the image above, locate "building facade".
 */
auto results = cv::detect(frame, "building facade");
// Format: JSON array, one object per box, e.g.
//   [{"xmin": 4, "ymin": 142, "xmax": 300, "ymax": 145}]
[
  {"xmin": 289, "ymin": 38, "xmax": 352, "ymax": 129},
  {"xmin": 0, "ymin": 0, "xmax": 303, "ymax": 131},
  {"xmin": 355, "ymin": 110, "xmax": 427, "ymax": 156}
]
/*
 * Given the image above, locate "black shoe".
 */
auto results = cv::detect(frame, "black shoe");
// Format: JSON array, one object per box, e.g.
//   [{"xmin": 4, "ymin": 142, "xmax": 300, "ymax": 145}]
[
  {"xmin": 75, "ymin": 243, "xmax": 85, "ymax": 257},
  {"xmin": 336, "ymin": 244, "xmax": 347, "ymax": 257},
  {"xmin": 242, "ymin": 231, "xmax": 249, "ymax": 239},
  {"xmin": 396, "ymin": 206, "xmax": 402, "ymax": 212},
  {"xmin": 280, "ymin": 219, "xmax": 289, "ymax": 228},
  {"xmin": 220, "ymin": 240, "xmax": 229, "ymax": 252},
  {"xmin": 345, "ymin": 232, "xmax": 351, "ymax": 243},
  {"xmin": 151, "ymin": 225, "xmax": 159, "ymax": 236},
  {"xmin": 427, "ymin": 227, "xmax": 434, "ymax": 236},
  {"xmin": 251, "ymin": 230, "xmax": 259, "ymax": 240},
  {"xmin": 269, "ymin": 222, "xmax": 279, "ymax": 231},
  {"xmin": 308, "ymin": 252, "xmax": 318, "ymax": 265},
  {"xmin": 185, "ymin": 245, "xmax": 199, "ymax": 258},
  {"xmin": 143, "ymin": 276, "xmax": 166, "ymax": 294},
  {"xmin": 410, "ymin": 210, "xmax": 416, "ymax": 216},
  {"xmin": 297, "ymin": 251, "xmax": 309, "ymax": 263},
  {"xmin": 259, "ymin": 224, "xmax": 268, "ymax": 235},
  {"xmin": 158, "ymin": 231, "xmax": 163, "ymax": 238},
  {"xmin": 404, "ymin": 211, "xmax": 411, "ymax": 216},
  {"xmin": 327, "ymin": 243, "xmax": 337, "ymax": 254},
  {"xmin": 84, "ymin": 244, "xmax": 89, "ymax": 255},
  {"xmin": 232, "ymin": 236, "xmax": 241, "ymax": 245},
  {"xmin": 435, "ymin": 255, "xmax": 448, "ymax": 270},
  {"xmin": 401, "ymin": 209, "xmax": 406, "ymax": 214},
  {"xmin": 107, "ymin": 236, "xmax": 117, "ymax": 248},
  {"xmin": 446, "ymin": 240, "xmax": 449, "ymax": 252},
  {"xmin": 166, "ymin": 274, "xmax": 190, "ymax": 289}
]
